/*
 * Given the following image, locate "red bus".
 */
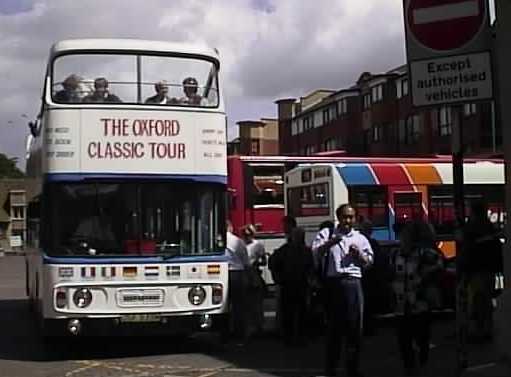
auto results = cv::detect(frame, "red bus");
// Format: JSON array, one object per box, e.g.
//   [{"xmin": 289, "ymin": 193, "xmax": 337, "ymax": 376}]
[{"xmin": 227, "ymin": 155, "xmax": 359, "ymax": 251}]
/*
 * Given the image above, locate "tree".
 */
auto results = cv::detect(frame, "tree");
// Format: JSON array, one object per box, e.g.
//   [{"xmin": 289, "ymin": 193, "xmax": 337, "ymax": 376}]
[{"xmin": 0, "ymin": 153, "xmax": 24, "ymax": 178}]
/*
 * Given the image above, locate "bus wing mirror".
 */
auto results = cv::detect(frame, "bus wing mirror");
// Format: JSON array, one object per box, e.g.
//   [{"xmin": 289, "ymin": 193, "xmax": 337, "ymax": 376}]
[{"xmin": 28, "ymin": 121, "xmax": 40, "ymax": 137}]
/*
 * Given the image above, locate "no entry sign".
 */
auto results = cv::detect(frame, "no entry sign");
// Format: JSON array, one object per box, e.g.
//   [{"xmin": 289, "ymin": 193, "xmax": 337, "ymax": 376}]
[
  {"xmin": 407, "ymin": 0, "xmax": 487, "ymax": 52},
  {"xmin": 404, "ymin": 0, "xmax": 493, "ymax": 107}
]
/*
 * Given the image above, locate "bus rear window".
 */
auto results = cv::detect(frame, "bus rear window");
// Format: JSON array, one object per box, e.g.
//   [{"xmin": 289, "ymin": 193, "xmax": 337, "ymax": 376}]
[
  {"xmin": 249, "ymin": 165, "xmax": 284, "ymax": 208},
  {"xmin": 287, "ymin": 183, "xmax": 330, "ymax": 217}
]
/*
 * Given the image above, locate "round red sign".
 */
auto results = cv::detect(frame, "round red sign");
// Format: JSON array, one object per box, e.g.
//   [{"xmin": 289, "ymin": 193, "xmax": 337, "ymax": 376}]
[{"xmin": 407, "ymin": 0, "xmax": 486, "ymax": 51}]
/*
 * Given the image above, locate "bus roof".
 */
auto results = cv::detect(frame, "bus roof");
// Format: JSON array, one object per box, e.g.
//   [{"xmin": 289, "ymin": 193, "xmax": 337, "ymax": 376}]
[
  {"xmin": 287, "ymin": 161, "xmax": 504, "ymax": 185},
  {"xmin": 50, "ymin": 39, "xmax": 219, "ymax": 61},
  {"xmin": 229, "ymin": 155, "xmax": 503, "ymax": 164}
]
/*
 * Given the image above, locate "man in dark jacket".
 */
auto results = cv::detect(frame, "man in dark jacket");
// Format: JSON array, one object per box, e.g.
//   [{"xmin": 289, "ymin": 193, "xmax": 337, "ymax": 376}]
[
  {"xmin": 270, "ymin": 227, "xmax": 312, "ymax": 345},
  {"xmin": 83, "ymin": 77, "xmax": 122, "ymax": 103},
  {"xmin": 463, "ymin": 199, "xmax": 503, "ymax": 342}
]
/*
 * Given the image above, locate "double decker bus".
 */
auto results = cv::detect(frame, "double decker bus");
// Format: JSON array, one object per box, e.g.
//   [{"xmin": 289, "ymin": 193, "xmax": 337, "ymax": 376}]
[
  {"xmin": 284, "ymin": 158, "xmax": 505, "ymax": 257},
  {"xmin": 227, "ymin": 155, "xmax": 349, "ymax": 246},
  {"xmin": 25, "ymin": 39, "xmax": 229, "ymax": 337}
]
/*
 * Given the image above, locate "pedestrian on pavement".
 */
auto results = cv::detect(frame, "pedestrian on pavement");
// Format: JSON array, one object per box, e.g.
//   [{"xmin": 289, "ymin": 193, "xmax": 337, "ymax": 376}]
[
  {"xmin": 242, "ymin": 224, "xmax": 267, "ymax": 337},
  {"xmin": 463, "ymin": 199, "xmax": 503, "ymax": 343},
  {"xmin": 270, "ymin": 227, "xmax": 313, "ymax": 346},
  {"xmin": 268, "ymin": 215, "xmax": 297, "ymax": 337},
  {"xmin": 359, "ymin": 219, "xmax": 388, "ymax": 336},
  {"xmin": 390, "ymin": 219, "xmax": 443, "ymax": 376},
  {"xmin": 224, "ymin": 220, "xmax": 251, "ymax": 345},
  {"xmin": 308, "ymin": 220, "xmax": 335, "ymax": 337},
  {"xmin": 312, "ymin": 204, "xmax": 373, "ymax": 377}
]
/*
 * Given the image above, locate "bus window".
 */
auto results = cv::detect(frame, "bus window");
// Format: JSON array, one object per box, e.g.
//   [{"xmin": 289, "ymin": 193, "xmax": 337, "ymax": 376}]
[
  {"xmin": 287, "ymin": 183, "xmax": 330, "ymax": 217},
  {"xmin": 429, "ymin": 191, "xmax": 455, "ymax": 236},
  {"xmin": 52, "ymin": 53, "xmax": 219, "ymax": 107},
  {"xmin": 53, "ymin": 54, "xmax": 137, "ymax": 102},
  {"xmin": 349, "ymin": 186, "xmax": 387, "ymax": 227},
  {"xmin": 465, "ymin": 185, "xmax": 506, "ymax": 230},
  {"xmin": 429, "ymin": 185, "xmax": 505, "ymax": 236},
  {"xmin": 249, "ymin": 165, "xmax": 285, "ymax": 208},
  {"xmin": 394, "ymin": 192, "xmax": 423, "ymax": 224}
]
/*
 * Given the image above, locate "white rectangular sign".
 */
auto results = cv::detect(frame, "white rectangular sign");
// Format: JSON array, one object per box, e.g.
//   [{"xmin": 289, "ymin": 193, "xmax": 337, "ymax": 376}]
[
  {"xmin": 414, "ymin": 1, "xmax": 479, "ymax": 25},
  {"xmin": 410, "ymin": 51, "xmax": 492, "ymax": 107},
  {"xmin": 10, "ymin": 235, "xmax": 22, "ymax": 248},
  {"xmin": 45, "ymin": 109, "xmax": 227, "ymax": 178}
]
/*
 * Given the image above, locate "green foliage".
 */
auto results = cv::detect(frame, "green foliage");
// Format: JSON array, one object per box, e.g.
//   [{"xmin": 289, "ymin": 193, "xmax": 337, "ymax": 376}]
[{"xmin": 0, "ymin": 153, "xmax": 24, "ymax": 178}]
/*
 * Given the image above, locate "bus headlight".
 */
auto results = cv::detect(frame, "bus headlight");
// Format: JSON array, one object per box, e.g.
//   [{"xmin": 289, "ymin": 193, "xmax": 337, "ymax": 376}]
[
  {"xmin": 188, "ymin": 285, "xmax": 206, "ymax": 306},
  {"xmin": 73, "ymin": 288, "xmax": 93, "ymax": 308}
]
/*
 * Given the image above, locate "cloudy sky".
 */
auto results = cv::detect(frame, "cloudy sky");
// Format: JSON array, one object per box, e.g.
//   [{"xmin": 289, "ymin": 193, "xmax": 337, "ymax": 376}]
[{"xmin": 0, "ymin": 0, "xmax": 407, "ymax": 169}]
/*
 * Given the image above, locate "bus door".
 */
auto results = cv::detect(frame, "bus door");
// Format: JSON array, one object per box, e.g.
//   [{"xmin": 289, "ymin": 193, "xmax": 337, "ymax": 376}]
[
  {"xmin": 246, "ymin": 164, "xmax": 285, "ymax": 234},
  {"xmin": 393, "ymin": 191, "xmax": 424, "ymax": 227}
]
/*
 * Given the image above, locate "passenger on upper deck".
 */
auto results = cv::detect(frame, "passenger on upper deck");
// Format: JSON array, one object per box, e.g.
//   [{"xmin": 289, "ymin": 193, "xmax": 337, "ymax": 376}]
[
  {"xmin": 179, "ymin": 76, "xmax": 206, "ymax": 106},
  {"xmin": 83, "ymin": 77, "xmax": 122, "ymax": 103},
  {"xmin": 145, "ymin": 80, "xmax": 176, "ymax": 105},
  {"xmin": 54, "ymin": 74, "xmax": 82, "ymax": 103}
]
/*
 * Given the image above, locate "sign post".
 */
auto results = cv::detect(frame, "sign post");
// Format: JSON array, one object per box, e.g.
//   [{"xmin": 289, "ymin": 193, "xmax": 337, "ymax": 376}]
[{"xmin": 403, "ymin": 0, "xmax": 493, "ymax": 375}]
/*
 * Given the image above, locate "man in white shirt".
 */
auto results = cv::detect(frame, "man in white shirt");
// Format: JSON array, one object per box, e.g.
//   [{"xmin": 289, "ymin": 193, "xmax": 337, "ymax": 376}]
[
  {"xmin": 312, "ymin": 204, "xmax": 373, "ymax": 377},
  {"xmin": 224, "ymin": 220, "xmax": 250, "ymax": 344},
  {"xmin": 144, "ymin": 81, "xmax": 176, "ymax": 105}
]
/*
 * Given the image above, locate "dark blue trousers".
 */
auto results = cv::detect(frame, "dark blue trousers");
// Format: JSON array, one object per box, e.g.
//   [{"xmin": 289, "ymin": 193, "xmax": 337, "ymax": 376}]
[{"xmin": 324, "ymin": 276, "xmax": 364, "ymax": 376}]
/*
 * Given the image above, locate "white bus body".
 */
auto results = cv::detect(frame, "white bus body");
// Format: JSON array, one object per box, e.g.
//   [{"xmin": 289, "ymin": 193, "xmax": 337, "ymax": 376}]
[
  {"xmin": 25, "ymin": 39, "xmax": 229, "ymax": 336},
  {"xmin": 285, "ymin": 160, "xmax": 505, "ymax": 256}
]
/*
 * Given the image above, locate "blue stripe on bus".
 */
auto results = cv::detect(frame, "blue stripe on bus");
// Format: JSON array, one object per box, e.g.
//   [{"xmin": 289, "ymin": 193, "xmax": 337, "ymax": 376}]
[
  {"xmin": 44, "ymin": 173, "xmax": 227, "ymax": 184},
  {"xmin": 42, "ymin": 253, "xmax": 229, "ymax": 265},
  {"xmin": 335, "ymin": 164, "xmax": 376, "ymax": 185},
  {"xmin": 371, "ymin": 228, "xmax": 390, "ymax": 241}
]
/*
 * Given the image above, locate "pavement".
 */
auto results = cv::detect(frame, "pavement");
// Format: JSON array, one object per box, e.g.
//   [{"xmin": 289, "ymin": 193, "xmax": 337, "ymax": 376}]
[{"xmin": 0, "ymin": 255, "xmax": 509, "ymax": 377}]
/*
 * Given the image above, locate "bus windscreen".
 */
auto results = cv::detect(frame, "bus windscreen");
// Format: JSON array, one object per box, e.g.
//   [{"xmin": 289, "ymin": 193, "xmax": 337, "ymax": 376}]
[{"xmin": 45, "ymin": 182, "xmax": 226, "ymax": 257}]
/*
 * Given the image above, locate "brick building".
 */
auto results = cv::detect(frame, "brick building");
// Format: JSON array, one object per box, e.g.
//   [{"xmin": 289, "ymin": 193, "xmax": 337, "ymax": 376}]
[
  {"xmin": 232, "ymin": 118, "xmax": 279, "ymax": 156},
  {"xmin": 275, "ymin": 65, "xmax": 501, "ymax": 158},
  {"xmin": 0, "ymin": 179, "xmax": 38, "ymax": 252}
]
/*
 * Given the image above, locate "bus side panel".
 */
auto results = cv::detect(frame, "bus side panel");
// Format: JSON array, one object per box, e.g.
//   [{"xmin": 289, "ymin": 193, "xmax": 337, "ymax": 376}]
[
  {"xmin": 227, "ymin": 156, "xmax": 245, "ymax": 234},
  {"xmin": 251, "ymin": 208, "xmax": 283, "ymax": 235}
]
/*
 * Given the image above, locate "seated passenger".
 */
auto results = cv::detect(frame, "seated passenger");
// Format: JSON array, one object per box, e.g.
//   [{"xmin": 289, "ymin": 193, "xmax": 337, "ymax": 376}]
[
  {"xmin": 179, "ymin": 77, "xmax": 207, "ymax": 106},
  {"xmin": 54, "ymin": 74, "xmax": 82, "ymax": 103},
  {"xmin": 145, "ymin": 80, "xmax": 176, "ymax": 104},
  {"xmin": 83, "ymin": 77, "xmax": 122, "ymax": 103}
]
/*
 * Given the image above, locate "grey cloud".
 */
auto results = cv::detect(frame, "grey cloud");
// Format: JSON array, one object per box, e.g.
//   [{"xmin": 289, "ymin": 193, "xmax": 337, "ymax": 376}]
[
  {"xmin": 232, "ymin": 1, "xmax": 405, "ymax": 98},
  {"xmin": 0, "ymin": 0, "xmax": 406, "ymax": 167}
]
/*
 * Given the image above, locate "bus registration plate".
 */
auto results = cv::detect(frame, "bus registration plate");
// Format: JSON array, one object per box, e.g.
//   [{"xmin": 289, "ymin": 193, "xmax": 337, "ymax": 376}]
[{"xmin": 120, "ymin": 314, "xmax": 161, "ymax": 323}]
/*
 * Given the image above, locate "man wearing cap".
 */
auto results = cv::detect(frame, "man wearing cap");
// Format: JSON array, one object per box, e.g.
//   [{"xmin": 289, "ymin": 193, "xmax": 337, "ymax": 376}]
[{"xmin": 179, "ymin": 77, "xmax": 207, "ymax": 106}]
